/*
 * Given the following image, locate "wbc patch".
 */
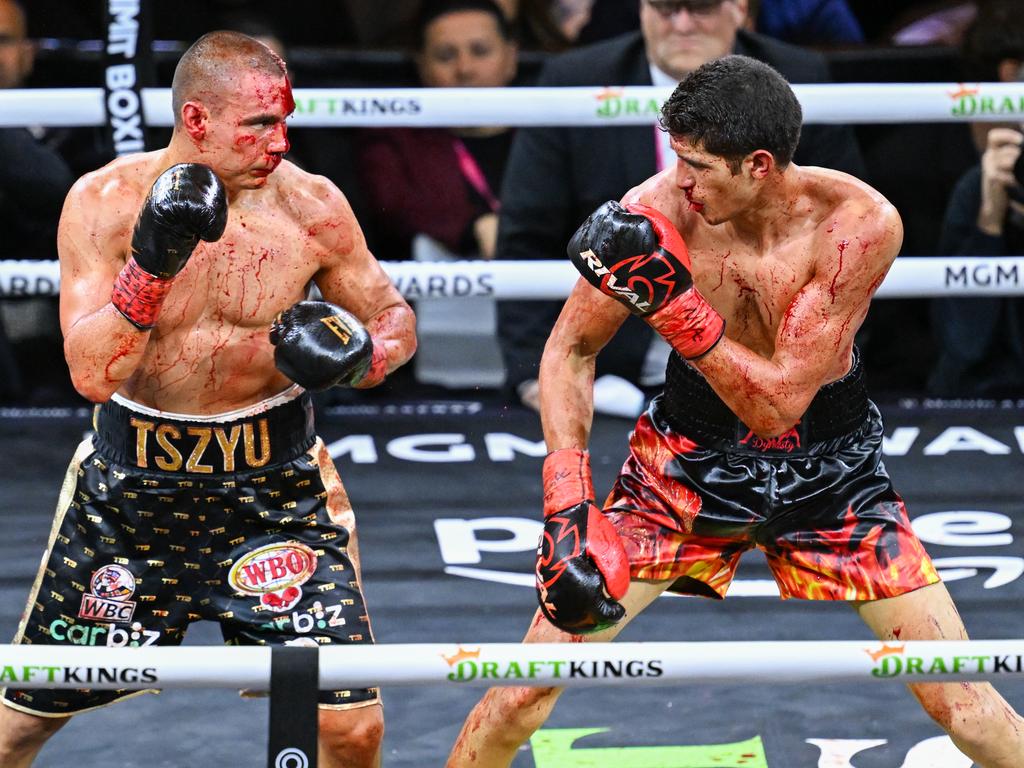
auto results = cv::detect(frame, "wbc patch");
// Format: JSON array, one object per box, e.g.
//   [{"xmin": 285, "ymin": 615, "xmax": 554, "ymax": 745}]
[
  {"xmin": 228, "ymin": 541, "xmax": 318, "ymax": 614},
  {"xmin": 78, "ymin": 563, "xmax": 138, "ymax": 624}
]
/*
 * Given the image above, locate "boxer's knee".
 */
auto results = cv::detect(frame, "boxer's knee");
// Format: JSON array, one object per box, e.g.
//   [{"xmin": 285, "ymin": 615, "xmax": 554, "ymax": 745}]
[
  {"xmin": 318, "ymin": 703, "xmax": 384, "ymax": 767},
  {"xmin": 0, "ymin": 705, "xmax": 67, "ymax": 763}
]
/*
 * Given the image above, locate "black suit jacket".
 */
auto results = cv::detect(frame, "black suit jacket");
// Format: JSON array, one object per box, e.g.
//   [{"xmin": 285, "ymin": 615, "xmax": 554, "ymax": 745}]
[{"xmin": 497, "ymin": 30, "xmax": 866, "ymax": 391}]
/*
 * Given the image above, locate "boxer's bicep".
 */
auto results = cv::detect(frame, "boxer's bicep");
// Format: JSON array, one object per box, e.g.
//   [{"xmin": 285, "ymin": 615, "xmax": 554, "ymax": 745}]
[
  {"xmin": 772, "ymin": 244, "xmax": 891, "ymax": 382},
  {"xmin": 546, "ymin": 279, "xmax": 630, "ymax": 364},
  {"xmin": 309, "ymin": 180, "xmax": 416, "ymax": 368},
  {"xmin": 57, "ymin": 181, "xmax": 131, "ymax": 335}
]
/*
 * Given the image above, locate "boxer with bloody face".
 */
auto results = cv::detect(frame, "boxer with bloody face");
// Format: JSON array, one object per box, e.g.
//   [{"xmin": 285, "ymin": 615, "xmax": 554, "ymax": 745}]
[{"xmin": 0, "ymin": 31, "xmax": 414, "ymax": 768}]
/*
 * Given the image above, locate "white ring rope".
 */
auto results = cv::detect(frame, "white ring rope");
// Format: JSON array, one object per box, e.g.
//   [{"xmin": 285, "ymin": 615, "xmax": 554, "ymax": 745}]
[
  {"xmin": 2, "ymin": 258, "xmax": 1023, "ymax": 300},
  {"xmin": 0, "ymin": 83, "xmax": 1019, "ymax": 128},
  {"xmin": 1, "ymin": 641, "xmax": 1022, "ymax": 689}
]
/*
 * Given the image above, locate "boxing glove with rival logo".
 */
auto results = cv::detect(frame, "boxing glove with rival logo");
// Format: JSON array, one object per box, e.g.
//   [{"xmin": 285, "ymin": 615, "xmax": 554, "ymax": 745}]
[
  {"xmin": 536, "ymin": 448, "xmax": 630, "ymax": 634},
  {"xmin": 112, "ymin": 163, "xmax": 228, "ymax": 329},
  {"xmin": 567, "ymin": 200, "xmax": 725, "ymax": 359},
  {"xmin": 270, "ymin": 300, "xmax": 387, "ymax": 390}
]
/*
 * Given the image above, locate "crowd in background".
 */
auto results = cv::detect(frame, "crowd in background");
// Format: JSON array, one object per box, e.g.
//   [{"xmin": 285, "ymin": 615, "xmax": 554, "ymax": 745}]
[{"xmin": 2, "ymin": 0, "xmax": 1022, "ymax": 408}]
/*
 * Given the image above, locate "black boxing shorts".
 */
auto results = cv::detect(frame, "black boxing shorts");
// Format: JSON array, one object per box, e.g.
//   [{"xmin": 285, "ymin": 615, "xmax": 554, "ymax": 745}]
[
  {"xmin": 603, "ymin": 351, "xmax": 940, "ymax": 600},
  {"xmin": 2, "ymin": 387, "xmax": 379, "ymax": 716}
]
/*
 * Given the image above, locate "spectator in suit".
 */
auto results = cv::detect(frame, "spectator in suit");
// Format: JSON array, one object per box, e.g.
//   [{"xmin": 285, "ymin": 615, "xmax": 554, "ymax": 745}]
[
  {"xmin": 0, "ymin": 0, "xmax": 74, "ymax": 403},
  {"xmin": 575, "ymin": 0, "xmax": 867, "ymax": 47},
  {"xmin": 929, "ymin": 0, "xmax": 1024, "ymax": 397},
  {"xmin": 496, "ymin": 0, "xmax": 866, "ymax": 411}
]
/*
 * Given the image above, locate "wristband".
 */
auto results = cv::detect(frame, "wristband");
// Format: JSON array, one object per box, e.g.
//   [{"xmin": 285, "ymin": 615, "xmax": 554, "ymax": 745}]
[
  {"xmin": 647, "ymin": 288, "xmax": 725, "ymax": 360},
  {"xmin": 352, "ymin": 344, "xmax": 388, "ymax": 389},
  {"xmin": 542, "ymin": 448, "xmax": 595, "ymax": 516},
  {"xmin": 111, "ymin": 257, "xmax": 173, "ymax": 330}
]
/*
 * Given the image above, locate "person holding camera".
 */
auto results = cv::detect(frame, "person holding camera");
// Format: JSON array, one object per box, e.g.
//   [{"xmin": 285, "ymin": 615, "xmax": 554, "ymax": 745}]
[{"xmin": 929, "ymin": 0, "xmax": 1024, "ymax": 397}]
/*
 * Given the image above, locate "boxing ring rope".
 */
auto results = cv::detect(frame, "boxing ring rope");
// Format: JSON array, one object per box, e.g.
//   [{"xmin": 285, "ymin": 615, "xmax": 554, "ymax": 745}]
[
  {"xmin": 0, "ymin": 82, "xmax": 1019, "ymax": 127},
  {"xmin": 3, "ymin": 640, "xmax": 1024, "ymax": 689},
  {"xmin": 2, "ymin": 257, "xmax": 1024, "ymax": 299}
]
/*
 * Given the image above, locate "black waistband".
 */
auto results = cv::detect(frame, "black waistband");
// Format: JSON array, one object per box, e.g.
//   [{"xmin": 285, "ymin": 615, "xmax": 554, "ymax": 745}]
[
  {"xmin": 93, "ymin": 392, "xmax": 316, "ymax": 475},
  {"xmin": 657, "ymin": 349, "xmax": 869, "ymax": 454}
]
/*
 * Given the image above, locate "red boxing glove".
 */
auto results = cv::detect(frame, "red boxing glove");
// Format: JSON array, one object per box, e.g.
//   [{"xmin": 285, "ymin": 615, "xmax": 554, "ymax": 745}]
[
  {"xmin": 535, "ymin": 448, "xmax": 630, "ymax": 634},
  {"xmin": 567, "ymin": 200, "xmax": 724, "ymax": 359}
]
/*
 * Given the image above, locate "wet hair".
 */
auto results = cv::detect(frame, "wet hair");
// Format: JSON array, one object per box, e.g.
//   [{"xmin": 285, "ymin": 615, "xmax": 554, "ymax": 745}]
[
  {"xmin": 171, "ymin": 30, "xmax": 287, "ymax": 127},
  {"xmin": 659, "ymin": 55, "xmax": 803, "ymax": 170},
  {"xmin": 415, "ymin": 0, "xmax": 513, "ymax": 50}
]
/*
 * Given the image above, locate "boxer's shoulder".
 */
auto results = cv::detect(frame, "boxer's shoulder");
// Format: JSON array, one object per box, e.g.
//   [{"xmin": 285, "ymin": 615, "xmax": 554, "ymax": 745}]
[
  {"xmin": 66, "ymin": 152, "xmax": 166, "ymax": 222},
  {"xmin": 622, "ymin": 169, "xmax": 693, "ymax": 234},
  {"xmin": 270, "ymin": 162, "xmax": 361, "ymax": 249}
]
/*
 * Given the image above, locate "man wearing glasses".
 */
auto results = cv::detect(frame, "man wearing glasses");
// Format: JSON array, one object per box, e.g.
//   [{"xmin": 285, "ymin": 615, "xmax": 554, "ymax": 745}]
[{"xmin": 496, "ymin": 0, "xmax": 864, "ymax": 412}]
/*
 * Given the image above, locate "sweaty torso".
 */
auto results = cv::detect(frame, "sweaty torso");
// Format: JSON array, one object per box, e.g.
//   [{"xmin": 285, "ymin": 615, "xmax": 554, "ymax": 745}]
[
  {"xmin": 628, "ymin": 167, "xmax": 877, "ymax": 384},
  {"xmin": 92, "ymin": 156, "xmax": 346, "ymax": 413}
]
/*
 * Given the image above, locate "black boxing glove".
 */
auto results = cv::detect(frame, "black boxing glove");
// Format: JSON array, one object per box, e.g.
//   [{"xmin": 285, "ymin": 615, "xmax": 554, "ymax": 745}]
[
  {"xmin": 112, "ymin": 163, "xmax": 228, "ymax": 329},
  {"xmin": 270, "ymin": 300, "xmax": 384, "ymax": 390},
  {"xmin": 536, "ymin": 448, "xmax": 630, "ymax": 634},
  {"xmin": 568, "ymin": 200, "xmax": 724, "ymax": 359}
]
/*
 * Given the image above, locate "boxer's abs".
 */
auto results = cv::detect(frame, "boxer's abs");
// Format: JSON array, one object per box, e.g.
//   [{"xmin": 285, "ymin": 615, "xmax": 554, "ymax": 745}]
[
  {"xmin": 120, "ymin": 327, "xmax": 293, "ymax": 413},
  {"xmin": 117, "ymin": 233, "xmax": 317, "ymax": 412}
]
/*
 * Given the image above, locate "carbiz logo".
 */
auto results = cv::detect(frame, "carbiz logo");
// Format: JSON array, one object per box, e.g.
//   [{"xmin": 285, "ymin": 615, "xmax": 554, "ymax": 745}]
[
  {"xmin": 441, "ymin": 646, "xmax": 664, "ymax": 683},
  {"xmin": 865, "ymin": 643, "xmax": 1024, "ymax": 678},
  {"xmin": 594, "ymin": 88, "xmax": 662, "ymax": 120},
  {"xmin": 949, "ymin": 84, "xmax": 1024, "ymax": 117}
]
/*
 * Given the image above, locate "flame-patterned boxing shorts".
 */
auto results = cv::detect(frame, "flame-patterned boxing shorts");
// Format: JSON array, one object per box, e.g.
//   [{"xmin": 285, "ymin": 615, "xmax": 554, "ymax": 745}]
[
  {"xmin": 2, "ymin": 387, "xmax": 379, "ymax": 717},
  {"xmin": 602, "ymin": 351, "xmax": 940, "ymax": 601}
]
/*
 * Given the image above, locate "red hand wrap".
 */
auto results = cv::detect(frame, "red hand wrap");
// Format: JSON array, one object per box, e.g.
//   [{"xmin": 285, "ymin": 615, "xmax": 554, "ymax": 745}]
[
  {"xmin": 353, "ymin": 343, "xmax": 388, "ymax": 389},
  {"xmin": 647, "ymin": 288, "xmax": 725, "ymax": 359},
  {"xmin": 542, "ymin": 448, "xmax": 595, "ymax": 517},
  {"xmin": 111, "ymin": 257, "xmax": 174, "ymax": 330}
]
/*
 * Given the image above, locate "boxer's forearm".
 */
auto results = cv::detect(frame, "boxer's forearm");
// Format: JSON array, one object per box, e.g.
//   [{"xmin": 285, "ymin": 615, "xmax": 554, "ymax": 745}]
[
  {"xmin": 691, "ymin": 337, "xmax": 817, "ymax": 438},
  {"xmin": 64, "ymin": 306, "xmax": 150, "ymax": 402},
  {"xmin": 363, "ymin": 302, "xmax": 417, "ymax": 377},
  {"xmin": 539, "ymin": 339, "xmax": 596, "ymax": 452}
]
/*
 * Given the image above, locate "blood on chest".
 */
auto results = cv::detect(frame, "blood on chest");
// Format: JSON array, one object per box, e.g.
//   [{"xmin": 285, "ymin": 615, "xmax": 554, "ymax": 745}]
[
  {"xmin": 163, "ymin": 236, "xmax": 315, "ymax": 327},
  {"xmin": 692, "ymin": 247, "xmax": 810, "ymax": 349}
]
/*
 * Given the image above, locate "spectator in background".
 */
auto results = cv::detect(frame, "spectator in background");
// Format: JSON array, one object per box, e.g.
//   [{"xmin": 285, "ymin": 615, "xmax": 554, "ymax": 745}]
[
  {"xmin": 0, "ymin": 0, "xmax": 74, "ymax": 403},
  {"xmin": 929, "ymin": 0, "xmax": 1024, "ymax": 397},
  {"xmin": 747, "ymin": 0, "xmax": 865, "ymax": 46},
  {"xmin": 496, "ymin": 0, "xmax": 866, "ymax": 411},
  {"xmin": 0, "ymin": 0, "xmax": 72, "ymax": 261},
  {"xmin": 357, "ymin": 0, "xmax": 518, "ymax": 262},
  {"xmin": 570, "ymin": 0, "xmax": 866, "ymax": 52},
  {"xmin": 493, "ymin": 0, "xmax": 573, "ymax": 51}
]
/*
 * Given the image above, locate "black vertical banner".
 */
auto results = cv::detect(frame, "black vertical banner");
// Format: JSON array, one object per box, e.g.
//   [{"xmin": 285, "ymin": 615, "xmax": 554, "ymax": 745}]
[
  {"xmin": 103, "ymin": 0, "xmax": 154, "ymax": 157},
  {"xmin": 268, "ymin": 646, "xmax": 319, "ymax": 768}
]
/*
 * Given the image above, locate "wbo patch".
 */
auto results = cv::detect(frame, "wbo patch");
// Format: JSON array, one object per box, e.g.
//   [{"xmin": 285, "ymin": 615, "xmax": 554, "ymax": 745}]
[{"xmin": 228, "ymin": 541, "xmax": 318, "ymax": 614}]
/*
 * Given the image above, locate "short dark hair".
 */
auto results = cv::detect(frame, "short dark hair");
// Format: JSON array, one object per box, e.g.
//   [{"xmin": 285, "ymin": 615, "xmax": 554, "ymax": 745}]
[
  {"xmin": 415, "ymin": 0, "xmax": 512, "ymax": 50},
  {"xmin": 962, "ymin": 0, "xmax": 1024, "ymax": 81},
  {"xmin": 659, "ymin": 55, "xmax": 803, "ymax": 169}
]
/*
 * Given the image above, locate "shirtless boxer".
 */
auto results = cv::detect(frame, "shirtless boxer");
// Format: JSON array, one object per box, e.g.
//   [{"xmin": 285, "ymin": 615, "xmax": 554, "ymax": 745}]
[
  {"xmin": 447, "ymin": 55, "xmax": 1024, "ymax": 768},
  {"xmin": 0, "ymin": 31, "xmax": 415, "ymax": 768}
]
